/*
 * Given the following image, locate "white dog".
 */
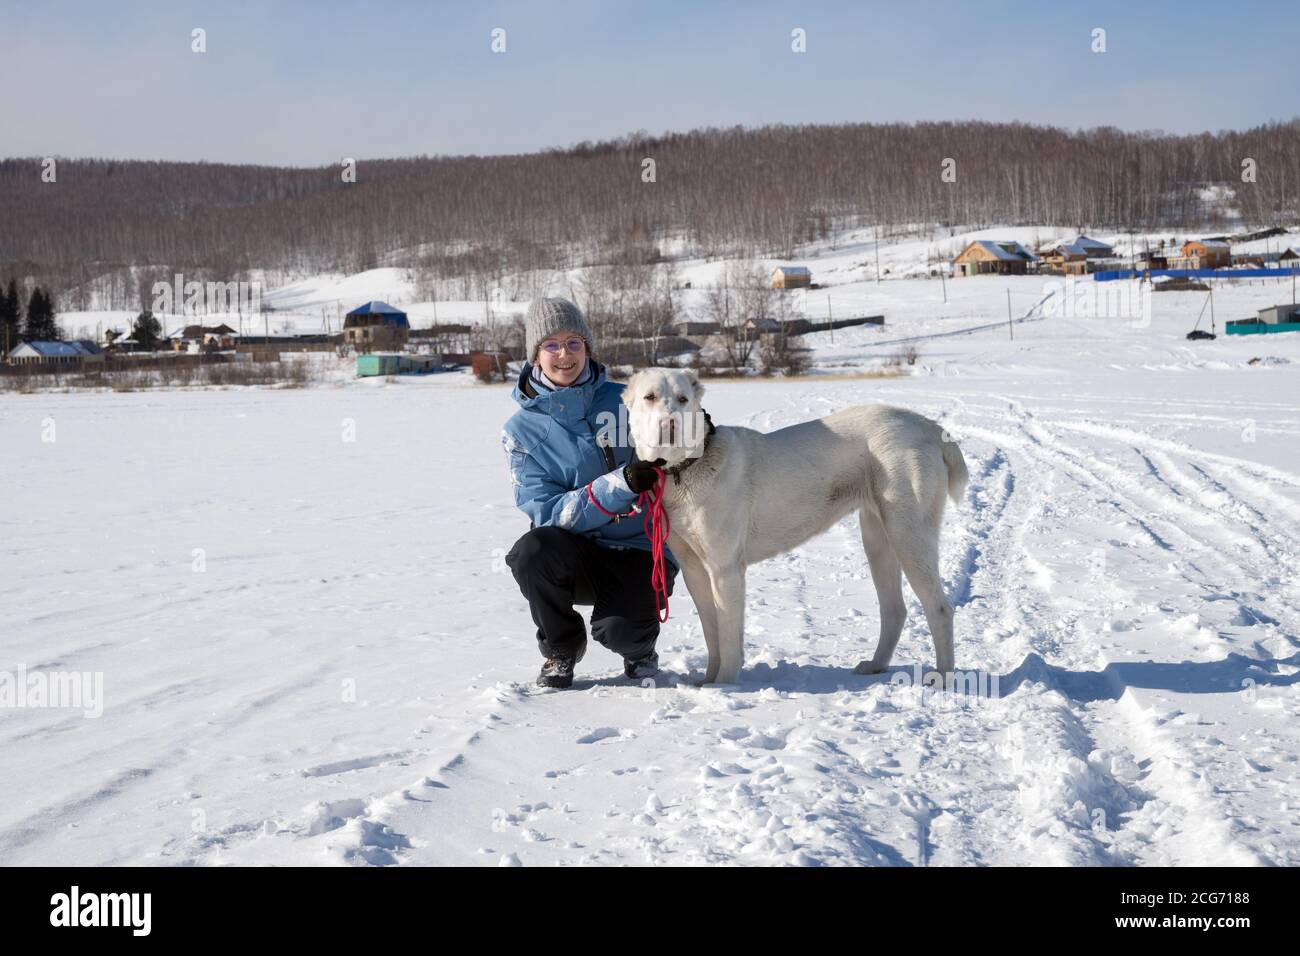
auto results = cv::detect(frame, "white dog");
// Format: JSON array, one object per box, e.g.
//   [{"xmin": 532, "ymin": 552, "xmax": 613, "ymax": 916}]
[{"xmin": 621, "ymin": 368, "xmax": 968, "ymax": 685}]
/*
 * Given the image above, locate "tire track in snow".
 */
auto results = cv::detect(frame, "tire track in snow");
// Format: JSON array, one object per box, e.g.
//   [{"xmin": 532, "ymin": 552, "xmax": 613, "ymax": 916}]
[
  {"xmin": 954, "ymin": 404, "xmax": 1273, "ymax": 864},
  {"xmin": 940, "ymin": 409, "xmax": 1151, "ymax": 864},
  {"xmin": 176, "ymin": 681, "xmax": 512, "ymax": 865}
]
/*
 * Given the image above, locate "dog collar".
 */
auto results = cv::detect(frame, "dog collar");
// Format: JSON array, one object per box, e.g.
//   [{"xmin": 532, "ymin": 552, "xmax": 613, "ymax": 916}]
[{"xmin": 665, "ymin": 409, "xmax": 715, "ymax": 485}]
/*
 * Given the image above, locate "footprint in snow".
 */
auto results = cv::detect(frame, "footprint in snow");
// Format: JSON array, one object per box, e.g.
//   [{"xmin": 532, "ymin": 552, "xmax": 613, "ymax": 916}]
[{"xmin": 576, "ymin": 727, "xmax": 628, "ymax": 744}]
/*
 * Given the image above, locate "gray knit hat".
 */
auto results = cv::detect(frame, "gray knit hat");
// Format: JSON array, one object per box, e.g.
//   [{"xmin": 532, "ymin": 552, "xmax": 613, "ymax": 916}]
[{"xmin": 525, "ymin": 297, "xmax": 595, "ymax": 362}]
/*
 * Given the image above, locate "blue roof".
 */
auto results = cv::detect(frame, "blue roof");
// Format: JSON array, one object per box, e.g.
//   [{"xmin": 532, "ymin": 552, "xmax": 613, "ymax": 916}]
[
  {"xmin": 20, "ymin": 340, "xmax": 103, "ymax": 357},
  {"xmin": 346, "ymin": 300, "xmax": 407, "ymax": 318},
  {"xmin": 344, "ymin": 300, "xmax": 409, "ymax": 329}
]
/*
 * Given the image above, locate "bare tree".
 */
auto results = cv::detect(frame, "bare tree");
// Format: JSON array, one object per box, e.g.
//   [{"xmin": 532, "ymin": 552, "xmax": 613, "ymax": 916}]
[{"xmin": 8, "ymin": 119, "xmax": 1300, "ymax": 310}]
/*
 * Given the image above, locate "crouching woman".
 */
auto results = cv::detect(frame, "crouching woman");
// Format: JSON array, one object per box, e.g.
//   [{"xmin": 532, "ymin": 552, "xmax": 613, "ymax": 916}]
[{"xmin": 500, "ymin": 298, "xmax": 679, "ymax": 688}]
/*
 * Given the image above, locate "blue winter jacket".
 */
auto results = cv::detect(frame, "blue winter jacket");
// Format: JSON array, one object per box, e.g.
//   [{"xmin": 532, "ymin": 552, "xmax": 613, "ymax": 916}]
[{"xmin": 501, "ymin": 360, "xmax": 678, "ymax": 573}]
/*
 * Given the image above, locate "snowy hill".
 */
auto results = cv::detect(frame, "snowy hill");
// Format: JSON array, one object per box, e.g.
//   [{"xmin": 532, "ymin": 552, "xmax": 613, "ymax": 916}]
[{"xmin": 56, "ymin": 221, "xmax": 1299, "ymax": 347}]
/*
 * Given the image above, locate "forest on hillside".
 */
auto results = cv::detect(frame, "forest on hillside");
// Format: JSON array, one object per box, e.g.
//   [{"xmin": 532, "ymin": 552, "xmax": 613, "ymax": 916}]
[{"xmin": 3, "ymin": 118, "xmax": 1300, "ymax": 311}]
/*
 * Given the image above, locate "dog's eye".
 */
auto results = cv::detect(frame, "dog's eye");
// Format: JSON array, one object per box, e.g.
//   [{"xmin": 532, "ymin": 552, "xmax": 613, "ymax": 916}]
[
  {"xmin": 644, "ymin": 393, "xmax": 655, "ymax": 402},
  {"xmin": 676, "ymin": 395, "xmax": 687, "ymax": 403}
]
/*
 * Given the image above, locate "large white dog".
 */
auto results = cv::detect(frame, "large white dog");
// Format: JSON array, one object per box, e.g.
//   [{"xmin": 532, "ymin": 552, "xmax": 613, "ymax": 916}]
[{"xmin": 621, "ymin": 368, "xmax": 968, "ymax": 685}]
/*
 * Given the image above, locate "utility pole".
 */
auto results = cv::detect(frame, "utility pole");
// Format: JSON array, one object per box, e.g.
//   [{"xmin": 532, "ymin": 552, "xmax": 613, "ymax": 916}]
[
  {"xmin": 827, "ymin": 298, "xmax": 833, "ymax": 345},
  {"xmin": 1007, "ymin": 289, "xmax": 1014, "ymax": 340},
  {"xmin": 874, "ymin": 226, "xmax": 882, "ymax": 285},
  {"xmin": 940, "ymin": 266, "xmax": 947, "ymax": 304}
]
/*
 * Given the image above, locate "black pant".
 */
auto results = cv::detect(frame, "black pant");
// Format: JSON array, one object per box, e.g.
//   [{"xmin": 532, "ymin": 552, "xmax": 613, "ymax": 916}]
[{"xmin": 505, "ymin": 526, "xmax": 676, "ymax": 662}]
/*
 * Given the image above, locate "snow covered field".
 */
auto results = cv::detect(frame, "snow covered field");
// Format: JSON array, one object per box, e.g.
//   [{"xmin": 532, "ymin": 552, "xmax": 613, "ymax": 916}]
[{"xmin": 4, "ymin": 266, "xmax": 1300, "ymax": 866}]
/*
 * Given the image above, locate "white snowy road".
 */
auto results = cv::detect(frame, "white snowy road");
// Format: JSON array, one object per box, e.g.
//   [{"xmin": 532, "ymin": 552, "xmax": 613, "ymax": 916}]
[{"xmin": 3, "ymin": 304, "xmax": 1299, "ymax": 866}]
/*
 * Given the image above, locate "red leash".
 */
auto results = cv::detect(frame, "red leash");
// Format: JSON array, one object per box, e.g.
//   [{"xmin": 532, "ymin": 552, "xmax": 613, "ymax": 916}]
[
  {"xmin": 585, "ymin": 466, "xmax": 672, "ymax": 623},
  {"xmin": 643, "ymin": 467, "xmax": 672, "ymax": 623}
]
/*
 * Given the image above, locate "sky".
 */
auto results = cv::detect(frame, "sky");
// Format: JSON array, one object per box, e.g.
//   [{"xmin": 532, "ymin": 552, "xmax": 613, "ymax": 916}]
[{"xmin": 2, "ymin": 0, "xmax": 1297, "ymax": 166}]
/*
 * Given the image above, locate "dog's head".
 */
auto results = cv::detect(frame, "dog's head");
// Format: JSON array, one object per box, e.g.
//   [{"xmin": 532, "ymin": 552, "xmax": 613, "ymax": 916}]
[{"xmin": 621, "ymin": 368, "xmax": 708, "ymax": 467}]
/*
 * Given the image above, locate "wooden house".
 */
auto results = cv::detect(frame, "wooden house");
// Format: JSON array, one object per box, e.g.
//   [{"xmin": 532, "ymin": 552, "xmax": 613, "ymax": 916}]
[
  {"xmin": 952, "ymin": 240, "xmax": 1039, "ymax": 277},
  {"xmin": 771, "ymin": 266, "xmax": 812, "ymax": 289},
  {"xmin": 1167, "ymin": 239, "xmax": 1232, "ymax": 270},
  {"xmin": 1036, "ymin": 236, "xmax": 1114, "ymax": 275},
  {"xmin": 1038, "ymin": 246, "xmax": 1089, "ymax": 276}
]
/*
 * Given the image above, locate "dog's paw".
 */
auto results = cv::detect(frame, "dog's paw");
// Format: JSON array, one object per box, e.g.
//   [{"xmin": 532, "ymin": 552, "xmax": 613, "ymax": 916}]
[{"xmin": 853, "ymin": 659, "xmax": 886, "ymax": 675}]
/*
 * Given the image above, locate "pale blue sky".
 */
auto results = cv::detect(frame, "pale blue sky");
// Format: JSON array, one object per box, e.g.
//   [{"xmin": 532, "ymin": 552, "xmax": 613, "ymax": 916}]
[{"xmin": 2, "ymin": 0, "xmax": 1296, "ymax": 165}]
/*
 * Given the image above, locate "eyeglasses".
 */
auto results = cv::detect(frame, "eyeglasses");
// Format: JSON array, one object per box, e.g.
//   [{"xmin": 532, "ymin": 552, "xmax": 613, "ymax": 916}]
[{"xmin": 540, "ymin": 338, "xmax": 586, "ymax": 354}]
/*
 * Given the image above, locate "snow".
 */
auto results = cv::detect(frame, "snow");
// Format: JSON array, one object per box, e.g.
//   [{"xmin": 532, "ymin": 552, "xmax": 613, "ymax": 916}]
[{"xmin": 5, "ymin": 237, "xmax": 1300, "ymax": 866}]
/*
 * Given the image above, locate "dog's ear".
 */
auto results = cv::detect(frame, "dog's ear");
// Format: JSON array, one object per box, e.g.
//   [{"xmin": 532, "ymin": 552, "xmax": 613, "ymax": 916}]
[
  {"xmin": 684, "ymin": 368, "xmax": 705, "ymax": 401},
  {"xmin": 621, "ymin": 371, "xmax": 642, "ymax": 408}
]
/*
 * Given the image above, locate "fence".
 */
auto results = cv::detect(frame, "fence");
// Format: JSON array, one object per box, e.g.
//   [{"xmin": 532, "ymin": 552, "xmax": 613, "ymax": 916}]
[
  {"xmin": 1225, "ymin": 321, "xmax": 1300, "ymax": 336},
  {"xmin": 801, "ymin": 315, "xmax": 885, "ymax": 332},
  {"xmin": 1095, "ymin": 267, "xmax": 1300, "ymax": 282},
  {"xmin": 0, "ymin": 352, "xmax": 242, "ymax": 376}
]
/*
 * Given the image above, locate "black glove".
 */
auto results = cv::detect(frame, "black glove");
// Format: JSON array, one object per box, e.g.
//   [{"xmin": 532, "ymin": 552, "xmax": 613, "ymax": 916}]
[{"xmin": 623, "ymin": 455, "xmax": 665, "ymax": 494}]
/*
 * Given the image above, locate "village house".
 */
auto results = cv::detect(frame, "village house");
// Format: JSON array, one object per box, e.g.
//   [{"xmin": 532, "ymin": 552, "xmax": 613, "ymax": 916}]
[
  {"xmin": 1231, "ymin": 251, "xmax": 1279, "ymax": 268},
  {"xmin": 1167, "ymin": 239, "xmax": 1232, "ymax": 270},
  {"xmin": 771, "ymin": 265, "xmax": 812, "ymax": 289},
  {"xmin": 1256, "ymin": 303, "xmax": 1300, "ymax": 325},
  {"xmin": 407, "ymin": 323, "xmax": 473, "ymax": 354},
  {"xmin": 952, "ymin": 240, "xmax": 1039, "ymax": 277},
  {"xmin": 744, "ymin": 318, "xmax": 783, "ymax": 335},
  {"xmin": 1069, "ymin": 235, "xmax": 1115, "ymax": 259},
  {"xmin": 7, "ymin": 340, "xmax": 105, "ymax": 366},
  {"xmin": 343, "ymin": 301, "xmax": 410, "ymax": 350},
  {"xmin": 1038, "ymin": 244, "xmax": 1089, "ymax": 276},
  {"xmin": 666, "ymin": 320, "xmax": 722, "ymax": 337},
  {"xmin": 1036, "ymin": 235, "xmax": 1115, "ymax": 275},
  {"xmin": 171, "ymin": 323, "xmax": 240, "ymax": 352}
]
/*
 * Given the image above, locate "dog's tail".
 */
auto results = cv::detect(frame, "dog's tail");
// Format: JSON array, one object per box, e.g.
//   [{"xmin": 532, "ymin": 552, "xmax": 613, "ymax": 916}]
[{"xmin": 940, "ymin": 432, "xmax": 969, "ymax": 505}]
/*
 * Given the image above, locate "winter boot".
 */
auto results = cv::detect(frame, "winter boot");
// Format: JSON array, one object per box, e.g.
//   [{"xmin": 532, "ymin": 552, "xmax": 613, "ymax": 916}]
[
  {"xmin": 537, "ymin": 638, "xmax": 585, "ymax": 689},
  {"xmin": 623, "ymin": 650, "xmax": 659, "ymax": 680},
  {"xmin": 537, "ymin": 657, "xmax": 576, "ymax": 689}
]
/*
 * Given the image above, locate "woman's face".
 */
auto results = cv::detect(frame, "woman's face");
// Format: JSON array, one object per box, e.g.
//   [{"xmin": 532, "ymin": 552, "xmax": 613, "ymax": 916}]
[{"xmin": 536, "ymin": 329, "xmax": 587, "ymax": 387}]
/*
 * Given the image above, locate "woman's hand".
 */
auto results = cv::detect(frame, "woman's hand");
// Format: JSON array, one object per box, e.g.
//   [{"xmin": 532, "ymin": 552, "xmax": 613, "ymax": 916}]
[{"xmin": 623, "ymin": 455, "xmax": 665, "ymax": 494}]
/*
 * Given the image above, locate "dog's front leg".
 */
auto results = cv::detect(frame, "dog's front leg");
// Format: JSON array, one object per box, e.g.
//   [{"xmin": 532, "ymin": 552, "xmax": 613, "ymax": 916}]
[
  {"xmin": 679, "ymin": 559, "xmax": 721, "ymax": 684},
  {"xmin": 708, "ymin": 567, "xmax": 747, "ymax": 684}
]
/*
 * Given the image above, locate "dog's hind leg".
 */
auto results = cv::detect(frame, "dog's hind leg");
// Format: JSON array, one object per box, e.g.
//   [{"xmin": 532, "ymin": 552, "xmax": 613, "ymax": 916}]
[
  {"xmin": 887, "ymin": 514, "xmax": 955, "ymax": 675},
  {"xmin": 854, "ymin": 504, "xmax": 907, "ymax": 675}
]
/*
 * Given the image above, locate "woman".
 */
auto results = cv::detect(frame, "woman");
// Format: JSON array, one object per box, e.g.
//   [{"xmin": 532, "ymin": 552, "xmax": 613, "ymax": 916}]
[{"xmin": 501, "ymin": 297, "xmax": 679, "ymax": 688}]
